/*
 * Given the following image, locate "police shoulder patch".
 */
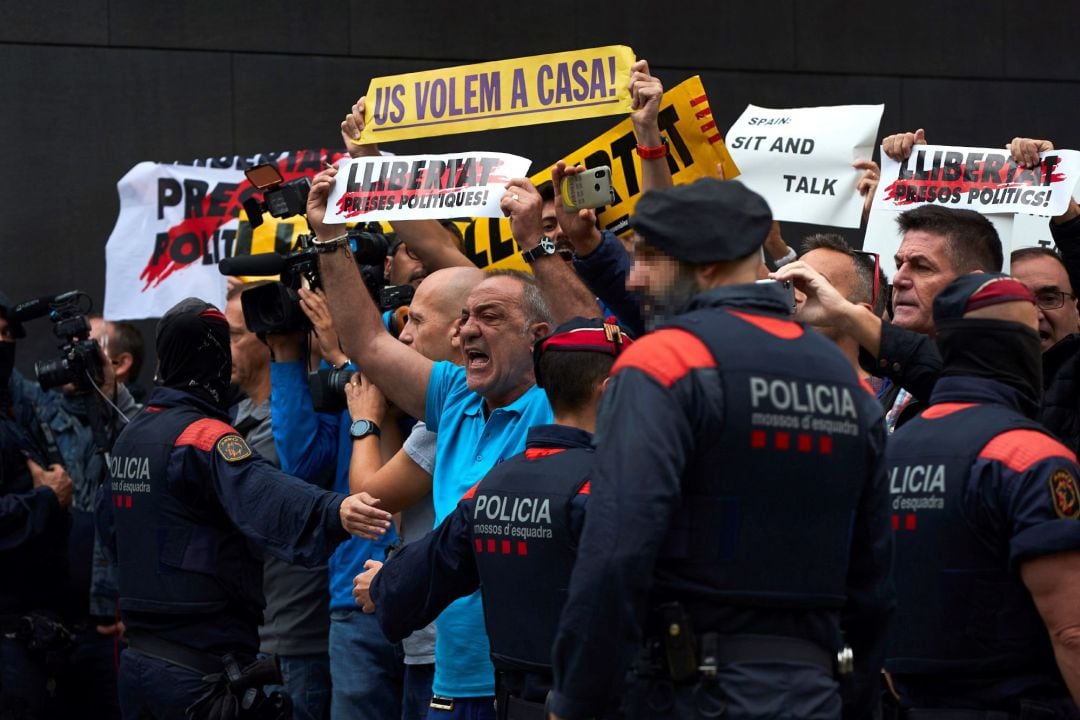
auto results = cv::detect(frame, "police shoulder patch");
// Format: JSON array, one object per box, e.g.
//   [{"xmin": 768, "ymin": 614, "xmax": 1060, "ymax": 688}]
[
  {"xmin": 1049, "ymin": 467, "xmax": 1080, "ymax": 519},
  {"xmin": 216, "ymin": 434, "xmax": 252, "ymax": 463}
]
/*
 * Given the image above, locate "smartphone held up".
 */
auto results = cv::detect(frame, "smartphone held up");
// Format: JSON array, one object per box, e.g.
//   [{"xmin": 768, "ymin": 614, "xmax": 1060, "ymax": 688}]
[{"xmin": 561, "ymin": 165, "xmax": 615, "ymax": 211}]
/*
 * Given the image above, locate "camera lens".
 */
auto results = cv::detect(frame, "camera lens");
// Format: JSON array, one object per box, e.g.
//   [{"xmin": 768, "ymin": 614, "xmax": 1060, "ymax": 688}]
[
  {"xmin": 595, "ymin": 170, "xmax": 606, "ymax": 178},
  {"xmin": 35, "ymin": 357, "xmax": 74, "ymax": 390}
]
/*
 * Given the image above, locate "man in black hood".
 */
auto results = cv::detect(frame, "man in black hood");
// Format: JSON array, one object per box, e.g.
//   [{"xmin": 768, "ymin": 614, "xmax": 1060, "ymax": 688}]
[
  {"xmin": 883, "ymin": 274, "xmax": 1080, "ymax": 715},
  {"xmin": 99, "ymin": 297, "xmax": 392, "ymax": 720}
]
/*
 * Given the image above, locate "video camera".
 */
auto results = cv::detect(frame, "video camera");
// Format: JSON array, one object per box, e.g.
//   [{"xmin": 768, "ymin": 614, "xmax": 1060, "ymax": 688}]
[
  {"xmin": 12, "ymin": 291, "xmax": 105, "ymax": 392},
  {"xmin": 241, "ymin": 163, "xmax": 311, "ymax": 230},
  {"xmin": 218, "ymin": 224, "xmax": 411, "ymax": 336}
]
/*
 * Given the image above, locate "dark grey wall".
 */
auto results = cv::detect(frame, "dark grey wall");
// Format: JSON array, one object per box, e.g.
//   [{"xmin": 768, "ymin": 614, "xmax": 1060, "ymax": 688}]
[{"xmin": 4, "ymin": 0, "xmax": 1079, "ymax": 381}]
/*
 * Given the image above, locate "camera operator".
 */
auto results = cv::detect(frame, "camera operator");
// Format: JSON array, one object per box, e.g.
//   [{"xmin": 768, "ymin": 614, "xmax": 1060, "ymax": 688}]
[
  {"xmin": 90, "ymin": 316, "xmax": 147, "ymax": 405},
  {"xmin": 264, "ymin": 287, "xmax": 405, "ymax": 720},
  {"xmin": 0, "ymin": 291, "xmax": 75, "ymax": 718}
]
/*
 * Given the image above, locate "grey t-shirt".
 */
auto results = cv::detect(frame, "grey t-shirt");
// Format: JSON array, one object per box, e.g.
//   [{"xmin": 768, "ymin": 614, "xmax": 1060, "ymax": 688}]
[
  {"xmin": 398, "ymin": 421, "xmax": 437, "ymax": 665},
  {"xmin": 235, "ymin": 397, "xmax": 332, "ymax": 657}
]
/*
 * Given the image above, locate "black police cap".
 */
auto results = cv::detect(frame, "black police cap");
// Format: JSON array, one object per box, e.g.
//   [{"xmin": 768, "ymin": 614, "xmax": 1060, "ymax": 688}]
[{"xmin": 629, "ymin": 178, "xmax": 773, "ymax": 263}]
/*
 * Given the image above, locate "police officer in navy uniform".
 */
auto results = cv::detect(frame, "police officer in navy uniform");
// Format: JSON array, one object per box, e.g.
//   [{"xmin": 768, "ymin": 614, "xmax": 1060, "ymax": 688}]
[
  {"xmin": 356, "ymin": 317, "xmax": 634, "ymax": 720},
  {"xmin": 883, "ymin": 273, "xmax": 1080, "ymax": 717},
  {"xmin": 97, "ymin": 298, "xmax": 392, "ymax": 720},
  {"xmin": 548, "ymin": 179, "xmax": 894, "ymax": 720}
]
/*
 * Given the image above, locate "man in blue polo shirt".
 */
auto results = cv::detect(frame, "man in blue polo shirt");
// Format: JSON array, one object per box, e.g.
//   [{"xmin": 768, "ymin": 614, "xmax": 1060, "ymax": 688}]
[{"xmin": 304, "ymin": 163, "xmax": 556, "ymax": 720}]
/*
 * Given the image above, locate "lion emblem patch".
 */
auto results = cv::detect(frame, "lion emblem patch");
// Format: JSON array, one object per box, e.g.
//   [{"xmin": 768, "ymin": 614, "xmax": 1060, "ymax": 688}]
[
  {"xmin": 1049, "ymin": 467, "xmax": 1080, "ymax": 519},
  {"xmin": 216, "ymin": 434, "xmax": 252, "ymax": 463}
]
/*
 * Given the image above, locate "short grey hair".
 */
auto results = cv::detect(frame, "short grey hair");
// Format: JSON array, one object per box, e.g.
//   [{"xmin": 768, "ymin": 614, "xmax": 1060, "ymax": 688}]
[{"xmin": 486, "ymin": 269, "xmax": 554, "ymax": 327}]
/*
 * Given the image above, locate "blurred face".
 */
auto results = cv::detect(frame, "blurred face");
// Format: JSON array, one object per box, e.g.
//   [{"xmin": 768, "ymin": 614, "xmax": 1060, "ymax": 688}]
[
  {"xmin": 398, "ymin": 285, "xmax": 461, "ymax": 363},
  {"xmin": 1011, "ymin": 254, "xmax": 1080, "ymax": 352},
  {"xmin": 225, "ymin": 296, "xmax": 269, "ymax": 392},
  {"xmin": 387, "ymin": 243, "xmax": 427, "ymax": 288},
  {"xmin": 626, "ymin": 237, "xmax": 696, "ymax": 320},
  {"xmin": 458, "ymin": 276, "xmax": 545, "ymax": 408},
  {"xmin": 797, "ymin": 248, "xmax": 860, "ymax": 340},
  {"xmin": 0, "ymin": 315, "xmax": 14, "ymax": 343},
  {"xmin": 892, "ymin": 230, "xmax": 958, "ymax": 335}
]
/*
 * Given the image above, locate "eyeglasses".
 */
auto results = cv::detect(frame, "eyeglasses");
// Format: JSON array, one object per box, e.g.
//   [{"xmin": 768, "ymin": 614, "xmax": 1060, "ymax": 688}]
[
  {"xmin": 852, "ymin": 250, "xmax": 882, "ymax": 309},
  {"xmin": 1034, "ymin": 289, "xmax": 1077, "ymax": 310}
]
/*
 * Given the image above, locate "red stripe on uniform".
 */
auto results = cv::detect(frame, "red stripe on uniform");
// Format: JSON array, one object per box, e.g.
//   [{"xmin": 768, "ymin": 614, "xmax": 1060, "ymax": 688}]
[
  {"xmin": 797, "ymin": 434, "xmax": 812, "ymax": 452},
  {"xmin": 750, "ymin": 430, "xmax": 767, "ymax": 449},
  {"xmin": 175, "ymin": 418, "xmax": 235, "ymax": 451},
  {"xmin": 819, "ymin": 436, "xmax": 833, "ymax": 454},
  {"xmin": 462, "ymin": 482, "xmax": 482, "ymax": 500},
  {"xmin": 611, "ymin": 329, "xmax": 715, "ymax": 388},
  {"xmin": 517, "ymin": 542, "xmax": 528, "ymax": 556},
  {"xmin": 728, "ymin": 310, "xmax": 804, "ymax": 340},
  {"xmin": 501, "ymin": 540, "xmax": 511, "ymax": 555},
  {"xmin": 487, "ymin": 539, "xmax": 496, "ymax": 553},
  {"xmin": 577, "ymin": 481, "xmax": 591, "ymax": 495},
  {"xmin": 905, "ymin": 514, "xmax": 916, "ymax": 530},
  {"xmin": 921, "ymin": 402, "xmax": 979, "ymax": 420},
  {"xmin": 125, "ymin": 495, "xmax": 132, "ymax": 508},
  {"xmin": 145, "ymin": 406, "xmax": 163, "ymax": 413},
  {"xmin": 525, "ymin": 448, "xmax": 566, "ymax": 460},
  {"xmin": 891, "ymin": 514, "xmax": 899, "ymax": 531},
  {"xmin": 979, "ymin": 429, "xmax": 1076, "ymax": 473},
  {"xmin": 475, "ymin": 538, "xmax": 483, "ymax": 553},
  {"xmin": 775, "ymin": 432, "xmax": 790, "ymax": 450}
]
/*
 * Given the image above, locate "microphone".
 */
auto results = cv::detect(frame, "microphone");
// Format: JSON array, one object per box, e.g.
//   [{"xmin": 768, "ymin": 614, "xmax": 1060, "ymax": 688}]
[
  {"xmin": 12, "ymin": 291, "xmax": 80, "ymax": 323},
  {"xmin": 218, "ymin": 253, "xmax": 286, "ymax": 277}
]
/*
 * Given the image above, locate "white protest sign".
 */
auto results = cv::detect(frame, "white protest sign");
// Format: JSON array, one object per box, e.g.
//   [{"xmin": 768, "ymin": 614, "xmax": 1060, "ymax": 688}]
[
  {"xmin": 104, "ymin": 149, "xmax": 346, "ymax": 320},
  {"xmin": 326, "ymin": 152, "xmax": 531, "ymax": 222},
  {"xmin": 726, "ymin": 104, "xmax": 883, "ymax": 228},
  {"xmin": 873, "ymin": 144, "xmax": 1080, "ymax": 217}
]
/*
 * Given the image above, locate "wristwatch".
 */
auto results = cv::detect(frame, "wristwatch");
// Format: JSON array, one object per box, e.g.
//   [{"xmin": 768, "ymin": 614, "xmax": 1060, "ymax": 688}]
[
  {"xmin": 349, "ymin": 419, "xmax": 381, "ymax": 441},
  {"xmin": 520, "ymin": 235, "xmax": 556, "ymax": 264}
]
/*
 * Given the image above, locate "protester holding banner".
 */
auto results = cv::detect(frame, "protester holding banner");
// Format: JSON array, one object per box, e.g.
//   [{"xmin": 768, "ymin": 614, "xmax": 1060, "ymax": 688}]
[{"xmin": 307, "ymin": 163, "xmax": 556, "ymax": 720}]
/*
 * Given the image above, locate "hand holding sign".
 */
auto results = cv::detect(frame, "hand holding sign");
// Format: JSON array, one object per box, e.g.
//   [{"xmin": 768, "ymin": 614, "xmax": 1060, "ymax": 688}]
[
  {"xmin": 500, "ymin": 178, "xmax": 545, "ymax": 252},
  {"xmin": 1008, "ymin": 137, "xmax": 1080, "ymax": 223},
  {"xmin": 307, "ymin": 165, "xmax": 345, "ymax": 243},
  {"xmin": 629, "ymin": 59, "xmax": 664, "ymax": 145},
  {"xmin": 342, "ymin": 97, "xmax": 380, "ymax": 159},
  {"xmin": 882, "ymin": 128, "xmax": 927, "ymax": 162}
]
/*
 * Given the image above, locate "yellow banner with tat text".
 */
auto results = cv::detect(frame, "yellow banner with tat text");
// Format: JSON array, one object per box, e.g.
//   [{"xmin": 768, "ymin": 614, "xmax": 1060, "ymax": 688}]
[
  {"xmin": 452, "ymin": 75, "xmax": 741, "ymax": 271},
  {"xmin": 359, "ymin": 46, "xmax": 636, "ymax": 144}
]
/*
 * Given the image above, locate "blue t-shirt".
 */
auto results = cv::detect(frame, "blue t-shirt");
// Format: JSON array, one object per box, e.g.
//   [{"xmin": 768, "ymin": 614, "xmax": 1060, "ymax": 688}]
[{"xmin": 425, "ymin": 361, "xmax": 553, "ymax": 697}]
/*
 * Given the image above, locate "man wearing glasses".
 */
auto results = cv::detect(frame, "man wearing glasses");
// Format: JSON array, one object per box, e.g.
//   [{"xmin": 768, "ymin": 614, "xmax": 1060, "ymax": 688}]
[{"xmin": 1010, "ymin": 247, "xmax": 1080, "ymax": 454}]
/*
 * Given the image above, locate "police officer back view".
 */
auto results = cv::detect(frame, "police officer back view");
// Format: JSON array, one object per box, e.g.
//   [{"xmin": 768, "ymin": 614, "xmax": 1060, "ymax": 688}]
[
  {"xmin": 360, "ymin": 317, "xmax": 634, "ymax": 720},
  {"xmin": 883, "ymin": 274, "xmax": 1080, "ymax": 717},
  {"xmin": 548, "ymin": 179, "xmax": 894, "ymax": 720},
  {"xmin": 98, "ymin": 298, "xmax": 391, "ymax": 720}
]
